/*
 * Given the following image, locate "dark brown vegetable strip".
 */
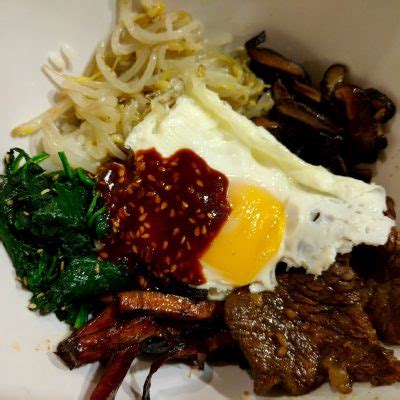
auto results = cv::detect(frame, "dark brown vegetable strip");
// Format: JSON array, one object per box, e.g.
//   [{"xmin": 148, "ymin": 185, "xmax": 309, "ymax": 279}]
[
  {"xmin": 334, "ymin": 84, "xmax": 383, "ymax": 161},
  {"xmin": 71, "ymin": 304, "xmax": 119, "ymax": 339},
  {"xmin": 90, "ymin": 345, "xmax": 140, "ymax": 400},
  {"xmin": 247, "ymin": 47, "xmax": 307, "ymax": 79},
  {"xmin": 251, "ymin": 117, "xmax": 282, "ymax": 131},
  {"xmin": 365, "ymin": 88, "xmax": 396, "ymax": 123},
  {"xmin": 245, "ymin": 30, "xmax": 266, "ymax": 49},
  {"xmin": 292, "ymin": 80, "xmax": 322, "ymax": 103},
  {"xmin": 142, "ymin": 330, "xmax": 234, "ymax": 400},
  {"xmin": 57, "ymin": 316, "xmax": 158, "ymax": 368},
  {"xmin": 117, "ymin": 290, "xmax": 223, "ymax": 320},
  {"xmin": 321, "ymin": 64, "xmax": 347, "ymax": 98},
  {"xmin": 275, "ymin": 99, "xmax": 341, "ymax": 135},
  {"xmin": 272, "ymin": 79, "xmax": 291, "ymax": 102}
]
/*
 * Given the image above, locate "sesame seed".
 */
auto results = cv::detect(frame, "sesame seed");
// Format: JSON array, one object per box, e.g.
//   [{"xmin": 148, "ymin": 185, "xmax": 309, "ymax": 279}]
[
  {"xmin": 198, "ymin": 213, "xmax": 205, "ymax": 219},
  {"xmin": 144, "ymin": 222, "xmax": 151, "ymax": 228},
  {"xmin": 132, "ymin": 245, "xmax": 138, "ymax": 253},
  {"xmin": 171, "ymin": 264, "xmax": 177, "ymax": 272},
  {"xmin": 148, "ymin": 174, "xmax": 156, "ymax": 182},
  {"xmin": 138, "ymin": 213, "xmax": 147, "ymax": 222},
  {"xmin": 170, "ymin": 161, "xmax": 178, "ymax": 167},
  {"xmin": 194, "ymin": 227, "xmax": 200, "ymax": 236},
  {"xmin": 139, "ymin": 276, "xmax": 146, "ymax": 287},
  {"xmin": 155, "ymin": 195, "xmax": 161, "ymax": 204},
  {"xmin": 142, "ymin": 233, "xmax": 150, "ymax": 238},
  {"xmin": 36, "ymin": 248, "xmax": 44, "ymax": 254},
  {"xmin": 162, "ymin": 241, "xmax": 169, "ymax": 250},
  {"xmin": 189, "ymin": 218, "xmax": 196, "ymax": 224},
  {"xmin": 196, "ymin": 180, "xmax": 204, "ymax": 188},
  {"xmin": 95, "ymin": 264, "xmax": 100, "ymax": 274},
  {"xmin": 164, "ymin": 185, "xmax": 172, "ymax": 191},
  {"xmin": 182, "ymin": 277, "xmax": 189, "ymax": 283},
  {"xmin": 139, "ymin": 226, "xmax": 145, "ymax": 233},
  {"xmin": 113, "ymin": 221, "xmax": 120, "ymax": 227},
  {"xmin": 127, "ymin": 188, "xmax": 133, "ymax": 195},
  {"xmin": 52, "ymin": 174, "xmax": 60, "ymax": 181},
  {"xmin": 186, "ymin": 242, "xmax": 191, "ymax": 250},
  {"xmin": 60, "ymin": 261, "xmax": 65, "ymax": 271},
  {"xmin": 139, "ymin": 206, "xmax": 145, "ymax": 214},
  {"xmin": 118, "ymin": 169, "xmax": 125, "ymax": 177},
  {"xmin": 170, "ymin": 209, "xmax": 176, "ymax": 218},
  {"xmin": 158, "ymin": 166, "xmax": 166, "ymax": 172},
  {"xmin": 161, "ymin": 201, "xmax": 168, "ymax": 210},
  {"xmin": 173, "ymin": 227, "xmax": 180, "ymax": 236},
  {"xmin": 23, "ymin": 211, "xmax": 30, "ymax": 216},
  {"xmin": 23, "ymin": 277, "xmax": 28, "ymax": 286},
  {"xmin": 6, "ymin": 199, "xmax": 13, "ymax": 206},
  {"xmin": 28, "ymin": 303, "xmax": 37, "ymax": 310},
  {"xmin": 182, "ymin": 201, "xmax": 189, "ymax": 209},
  {"xmin": 195, "ymin": 168, "xmax": 201, "ymax": 175},
  {"xmin": 99, "ymin": 251, "xmax": 108, "ymax": 259},
  {"xmin": 37, "ymin": 292, "xmax": 45, "ymax": 298},
  {"xmin": 136, "ymin": 230, "xmax": 141, "ymax": 237},
  {"xmin": 61, "ymin": 306, "xmax": 67, "ymax": 311},
  {"xmin": 202, "ymin": 225, "xmax": 207, "ymax": 235},
  {"xmin": 176, "ymin": 251, "xmax": 182, "ymax": 259},
  {"xmin": 165, "ymin": 256, "xmax": 171, "ymax": 265},
  {"xmin": 118, "ymin": 177, "xmax": 124, "ymax": 184},
  {"xmin": 180, "ymin": 235, "xmax": 186, "ymax": 244}
]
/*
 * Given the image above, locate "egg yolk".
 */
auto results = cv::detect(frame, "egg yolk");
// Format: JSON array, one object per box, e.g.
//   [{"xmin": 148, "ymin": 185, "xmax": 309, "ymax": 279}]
[{"xmin": 201, "ymin": 183, "xmax": 286, "ymax": 286}]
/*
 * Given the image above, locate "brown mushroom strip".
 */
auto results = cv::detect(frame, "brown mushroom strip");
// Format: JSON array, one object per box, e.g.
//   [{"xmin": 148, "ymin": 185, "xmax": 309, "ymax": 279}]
[
  {"xmin": 245, "ymin": 30, "xmax": 267, "ymax": 49},
  {"xmin": 57, "ymin": 316, "xmax": 158, "ymax": 369},
  {"xmin": 365, "ymin": 88, "xmax": 396, "ymax": 123},
  {"xmin": 247, "ymin": 47, "xmax": 307, "ymax": 79},
  {"xmin": 272, "ymin": 79, "xmax": 291, "ymax": 101},
  {"xmin": 275, "ymin": 99, "xmax": 341, "ymax": 135},
  {"xmin": 334, "ymin": 84, "xmax": 383, "ymax": 161},
  {"xmin": 321, "ymin": 64, "xmax": 347, "ymax": 98},
  {"xmin": 292, "ymin": 80, "xmax": 322, "ymax": 103},
  {"xmin": 251, "ymin": 116, "xmax": 282, "ymax": 132},
  {"xmin": 90, "ymin": 345, "xmax": 140, "ymax": 400},
  {"xmin": 117, "ymin": 290, "xmax": 223, "ymax": 320}
]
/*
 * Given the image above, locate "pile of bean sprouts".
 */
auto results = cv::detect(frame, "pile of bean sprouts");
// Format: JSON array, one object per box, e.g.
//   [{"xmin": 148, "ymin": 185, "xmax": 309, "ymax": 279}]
[{"xmin": 13, "ymin": 0, "xmax": 272, "ymax": 172}]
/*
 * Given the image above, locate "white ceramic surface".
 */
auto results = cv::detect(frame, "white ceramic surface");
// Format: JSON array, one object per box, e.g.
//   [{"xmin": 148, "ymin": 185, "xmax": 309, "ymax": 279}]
[{"xmin": 0, "ymin": 1, "xmax": 399, "ymax": 399}]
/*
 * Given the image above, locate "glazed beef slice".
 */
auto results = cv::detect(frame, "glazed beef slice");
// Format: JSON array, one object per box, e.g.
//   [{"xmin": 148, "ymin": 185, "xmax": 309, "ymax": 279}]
[{"xmin": 224, "ymin": 260, "xmax": 400, "ymax": 395}]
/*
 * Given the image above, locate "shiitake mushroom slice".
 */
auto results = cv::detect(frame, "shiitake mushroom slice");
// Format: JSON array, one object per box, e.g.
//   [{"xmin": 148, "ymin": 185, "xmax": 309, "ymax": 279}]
[
  {"xmin": 334, "ymin": 84, "xmax": 382, "ymax": 162},
  {"xmin": 272, "ymin": 79, "xmax": 291, "ymax": 101},
  {"xmin": 275, "ymin": 99, "xmax": 341, "ymax": 135},
  {"xmin": 247, "ymin": 47, "xmax": 308, "ymax": 80},
  {"xmin": 365, "ymin": 88, "xmax": 396, "ymax": 123},
  {"xmin": 321, "ymin": 64, "xmax": 347, "ymax": 98},
  {"xmin": 292, "ymin": 80, "xmax": 322, "ymax": 103}
]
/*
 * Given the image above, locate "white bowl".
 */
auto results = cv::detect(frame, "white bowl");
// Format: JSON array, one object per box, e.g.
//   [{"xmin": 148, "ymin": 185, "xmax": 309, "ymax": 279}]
[{"xmin": 0, "ymin": 1, "xmax": 399, "ymax": 399}]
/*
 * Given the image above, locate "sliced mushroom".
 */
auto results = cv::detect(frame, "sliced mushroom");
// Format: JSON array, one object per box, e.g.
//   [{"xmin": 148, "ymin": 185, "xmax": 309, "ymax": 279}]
[
  {"xmin": 292, "ymin": 80, "xmax": 322, "ymax": 103},
  {"xmin": 334, "ymin": 84, "xmax": 382, "ymax": 162},
  {"xmin": 365, "ymin": 88, "xmax": 396, "ymax": 123},
  {"xmin": 275, "ymin": 99, "xmax": 341, "ymax": 135},
  {"xmin": 252, "ymin": 116, "xmax": 282, "ymax": 131},
  {"xmin": 272, "ymin": 79, "xmax": 291, "ymax": 102},
  {"xmin": 247, "ymin": 47, "xmax": 307, "ymax": 80},
  {"xmin": 245, "ymin": 30, "xmax": 267, "ymax": 49},
  {"xmin": 321, "ymin": 64, "xmax": 347, "ymax": 98}
]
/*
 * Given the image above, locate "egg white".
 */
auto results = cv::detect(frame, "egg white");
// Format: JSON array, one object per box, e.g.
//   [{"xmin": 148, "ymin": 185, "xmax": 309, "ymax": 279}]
[{"xmin": 125, "ymin": 78, "xmax": 394, "ymax": 298}]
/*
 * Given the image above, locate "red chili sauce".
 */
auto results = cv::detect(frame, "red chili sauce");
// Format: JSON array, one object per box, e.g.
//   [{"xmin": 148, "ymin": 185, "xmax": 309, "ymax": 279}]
[{"xmin": 97, "ymin": 148, "xmax": 231, "ymax": 285}]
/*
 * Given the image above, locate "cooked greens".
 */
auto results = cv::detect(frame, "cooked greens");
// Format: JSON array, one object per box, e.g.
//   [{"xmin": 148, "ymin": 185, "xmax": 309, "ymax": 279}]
[{"xmin": 0, "ymin": 148, "xmax": 134, "ymax": 328}]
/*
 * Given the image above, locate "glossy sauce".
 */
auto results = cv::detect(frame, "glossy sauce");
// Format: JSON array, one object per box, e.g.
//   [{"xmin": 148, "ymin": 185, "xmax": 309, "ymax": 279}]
[{"xmin": 97, "ymin": 149, "xmax": 231, "ymax": 285}]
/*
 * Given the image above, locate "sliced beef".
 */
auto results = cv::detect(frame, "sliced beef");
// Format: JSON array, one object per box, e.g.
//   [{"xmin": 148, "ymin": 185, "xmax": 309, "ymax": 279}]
[{"xmin": 224, "ymin": 258, "xmax": 400, "ymax": 395}]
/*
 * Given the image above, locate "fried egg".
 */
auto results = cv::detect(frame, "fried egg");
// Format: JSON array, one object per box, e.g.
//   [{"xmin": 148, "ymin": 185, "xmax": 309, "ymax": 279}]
[{"xmin": 125, "ymin": 78, "xmax": 394, "ymax": 299}]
